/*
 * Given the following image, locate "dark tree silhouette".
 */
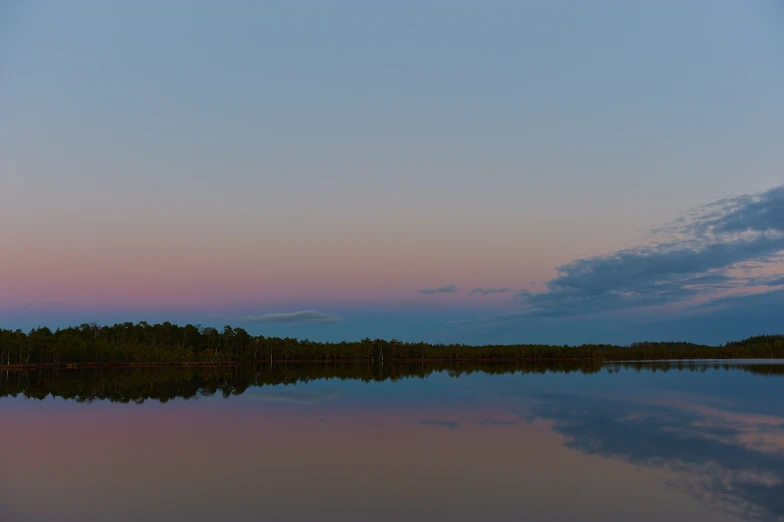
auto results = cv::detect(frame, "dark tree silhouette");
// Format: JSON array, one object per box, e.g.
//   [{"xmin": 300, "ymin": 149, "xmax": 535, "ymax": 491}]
[{"xmin": 1, "ymin": 322, "xmax": 784, "ymax": 367}]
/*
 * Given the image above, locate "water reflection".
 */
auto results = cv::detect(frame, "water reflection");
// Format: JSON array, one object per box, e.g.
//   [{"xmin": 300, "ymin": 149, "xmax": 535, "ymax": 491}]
[
  {"xmin": 524, "ymin": 394, "xmax": 784, "ymax": 521},
  {"xmin": 2, "ymin": 360, "xmax": 783, "ymax": 403},
  {"xmin": 1, "ymin": 362, "xmax": 783, "ymax": 522}
]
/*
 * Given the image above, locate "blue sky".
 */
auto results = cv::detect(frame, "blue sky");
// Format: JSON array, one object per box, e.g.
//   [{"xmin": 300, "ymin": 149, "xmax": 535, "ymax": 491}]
[{"xmin": 1, "ymin": 1, "xmax": 783, "ymax": 344}]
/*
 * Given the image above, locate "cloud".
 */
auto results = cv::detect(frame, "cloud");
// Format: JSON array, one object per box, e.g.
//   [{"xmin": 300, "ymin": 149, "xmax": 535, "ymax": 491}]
[
  {"xmin": 666, "ymin": 186, "xmax": 784, "ymax": 238},
  {"xmin": 469, "ymin": 287, "xmax": 513, "ymax": 296},
  {"xmin": 511, "ymin": 185, "xmax": 784, "ymax": 319},
  {"xmin": 418, "ymin": 285, "xmax": 459, "ymax": 295},
  {"xmin": 757, "ymin": 276, "xmax": 784, "ymax": 287},
  {"xmin": 234, "ymin": 310, "xmax": 343, "ymax": 324},
  {"xmin": 418, "ymin": 419, "xmax": 461, "ymax": 429},
  {"xmin": 475, "ymin": 418, "xmax": 518, "ymax": 426}
]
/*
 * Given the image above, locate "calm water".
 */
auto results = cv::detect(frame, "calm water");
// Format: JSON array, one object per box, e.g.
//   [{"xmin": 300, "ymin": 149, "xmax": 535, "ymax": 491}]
[{"xmin": 2, "ymin": 362, "xmax": 784, "ymax": 522}]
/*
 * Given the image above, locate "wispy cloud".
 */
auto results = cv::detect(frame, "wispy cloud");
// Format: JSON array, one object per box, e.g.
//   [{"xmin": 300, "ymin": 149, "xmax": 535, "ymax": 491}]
[
  {"xmin": 419, "ymin": 285, "xmax": 459, "ymax": 295},
  {"xmin": 469, "ymin": 287, "xmax": 513, "ymax": 296},
  {"xmin": 510, "ymin": 185, "xmax": 784, "ymax": 319},
  {"xmin": 418, "ymin": 419, "xmax": 461, "ymax": 429},
  {"xmin": 233, "ymin": 310, "xmax": 343, "ymax": 324},
  {"xmin": 475, "ymin": 418, "xmax": 518, "ymax": 426}
]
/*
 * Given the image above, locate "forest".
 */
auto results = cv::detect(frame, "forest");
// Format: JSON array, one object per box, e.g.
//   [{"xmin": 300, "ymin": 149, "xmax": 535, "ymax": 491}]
[
  {"xmin": 2, "ymin": 361, "xmax": 782, "ymax": 403},
  {"xmin": 1, "ymin": 321, "xmax": 784, "ymax": 367}
]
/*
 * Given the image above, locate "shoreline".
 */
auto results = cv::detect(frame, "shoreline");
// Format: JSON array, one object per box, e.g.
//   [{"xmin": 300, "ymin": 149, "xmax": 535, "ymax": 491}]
[{"xmin": 1, "ymin": 356, "xmax": 781, "ymax": 370}]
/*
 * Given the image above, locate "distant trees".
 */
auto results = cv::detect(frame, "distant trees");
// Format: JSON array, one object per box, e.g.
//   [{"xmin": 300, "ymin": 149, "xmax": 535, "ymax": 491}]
[{"xmin": 0, "ymin": 322, "xmax": 783, "ymax": 366}]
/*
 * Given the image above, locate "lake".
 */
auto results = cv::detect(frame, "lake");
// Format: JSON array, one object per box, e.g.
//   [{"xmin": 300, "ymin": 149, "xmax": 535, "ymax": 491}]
[{"xmin": 2, "ymin": 361, "xmax": 783, "ymax": 522}]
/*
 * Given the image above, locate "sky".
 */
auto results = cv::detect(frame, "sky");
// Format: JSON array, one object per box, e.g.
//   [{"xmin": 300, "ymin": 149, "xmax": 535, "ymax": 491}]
[{"xmin": 1, "ymin": 0, "xmax": 783, "ymax": 344}]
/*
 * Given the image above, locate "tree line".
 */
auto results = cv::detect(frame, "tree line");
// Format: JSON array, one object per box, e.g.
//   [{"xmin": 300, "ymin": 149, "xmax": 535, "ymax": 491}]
[
  {"xmin": 2, "ymin": 361, "xmax": 782, "ymax": 403},
  {"xmin": 1, "ymin": 321, "xmax": 784, "ymax": 367}
]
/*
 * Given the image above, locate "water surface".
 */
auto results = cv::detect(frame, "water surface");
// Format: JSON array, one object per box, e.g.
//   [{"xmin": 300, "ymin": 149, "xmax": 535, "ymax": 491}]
[{"xmin": 2, "ymin": 362, "xmax": 783, "ymax": 522}]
